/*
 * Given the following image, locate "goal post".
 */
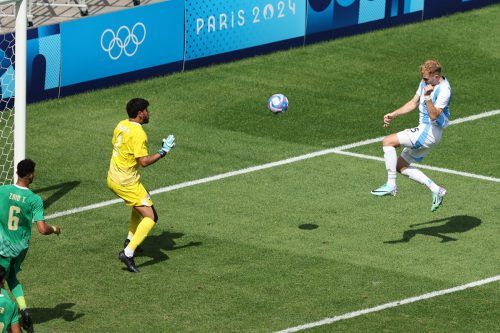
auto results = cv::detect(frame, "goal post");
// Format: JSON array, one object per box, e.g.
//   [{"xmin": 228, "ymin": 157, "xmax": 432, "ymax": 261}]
[
  {"xmin": 14, "ymin": 0, "xmax": 27, "ymax": 183},
  {"xmin": 0, "ymin": 0, "xmax": 26, "ymax": 185}
]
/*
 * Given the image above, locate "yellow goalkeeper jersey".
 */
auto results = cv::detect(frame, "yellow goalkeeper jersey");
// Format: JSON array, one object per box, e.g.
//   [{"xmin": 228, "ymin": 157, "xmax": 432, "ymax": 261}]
[{"xmin": 108, "ymin": 120, "xmax": 149, "ymax": 186}]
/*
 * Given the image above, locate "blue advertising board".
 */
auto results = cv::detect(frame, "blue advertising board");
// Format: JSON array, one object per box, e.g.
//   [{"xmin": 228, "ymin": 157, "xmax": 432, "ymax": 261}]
[
  {"xmin": 306, "ymin": 0, "xmax": 424, "ymax": 41},
  {"xmin": 0, "ymin": 32, "xmax": 16, "ymax": 109},
  {"xmin": 423, "ymin": 0, "xmax": 496, "ymax": 19},
  {"xmin": 185, "ymin": 0, "xmax": 306, "ymax": 61},
  {"xmin": 0, "ymin": 24, "xmax": 62, "ymax": 106},
  {"xmin": 27, "ymin": 25, "xmax": 62, "ymax": 102},
  {"xmin": 60, "ymin": 0, "xmax": 184, "ymax": 93}
]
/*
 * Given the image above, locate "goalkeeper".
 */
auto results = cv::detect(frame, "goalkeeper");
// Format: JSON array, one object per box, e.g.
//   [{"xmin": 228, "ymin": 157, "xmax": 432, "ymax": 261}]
[
  {"xmin": 107, "ymin": 98, "xmax": 176, "ymax": 273},
  {"xmin": 0, "ymin": 159, "xmax": 62, "ymax": 333}
]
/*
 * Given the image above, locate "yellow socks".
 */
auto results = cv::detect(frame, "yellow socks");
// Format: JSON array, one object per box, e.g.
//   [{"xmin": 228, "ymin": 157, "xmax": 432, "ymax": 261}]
[
  {"xmin": 127, "ymin": 209, "xmax": 142, "ymax": 239},
  {"xmin": 125, "ymin": 217, "xmax": 155, "ymax": 256}
]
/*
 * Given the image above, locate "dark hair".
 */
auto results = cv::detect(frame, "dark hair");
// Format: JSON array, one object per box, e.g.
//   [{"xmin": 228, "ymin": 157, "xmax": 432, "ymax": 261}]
[
  {"xmin": 0, "ymin": 265, "xmax": 5, "ymax": 283},
  {"xmin": 126, "ymin": 98, "xmax": 149, "ymax": 118},
  {"xmin": 17, "ymin": 159, "xmax": 36, "ymax": 178}
]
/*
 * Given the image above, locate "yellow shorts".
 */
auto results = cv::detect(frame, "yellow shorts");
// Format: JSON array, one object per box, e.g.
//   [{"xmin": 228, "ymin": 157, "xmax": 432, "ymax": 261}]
[{"xmin": 107, "ymin": 177, "xmax": 153, "ymax": 207}]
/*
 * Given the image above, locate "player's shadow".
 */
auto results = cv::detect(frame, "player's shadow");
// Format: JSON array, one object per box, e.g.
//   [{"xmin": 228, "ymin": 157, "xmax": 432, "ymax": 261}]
[
  {"xmin": 34, "ymin": 181, "xmax": 80, "ymax": 209},
  {"xmin": 136, "ymin": 231, "xmax": 202, "ymax": 269},
  {"xmin": 30, "ymin": 303, "xmax": 84, "ymax": 324},
  {"xmin": 384, "ymin": 215, "xmax": 481, "ymax": 244}
]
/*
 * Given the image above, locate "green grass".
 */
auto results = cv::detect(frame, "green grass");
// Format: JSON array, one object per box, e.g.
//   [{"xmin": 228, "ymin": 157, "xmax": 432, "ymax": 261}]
[
  {"xmin": 16, "ymin": 4, "xmax": 500, "ymax": 332},
  {"xmin": 310, "ymin": 283, "xmax": 500, "ymax": 333}
]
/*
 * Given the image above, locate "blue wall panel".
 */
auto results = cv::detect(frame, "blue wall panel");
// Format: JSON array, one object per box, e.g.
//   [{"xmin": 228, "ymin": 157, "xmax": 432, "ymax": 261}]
[
  {"xmin": 27, "ymin": 25, "xmax": 61, "ymax": 102},
  {"xmin": 0, "ymin": 32, "xmax": 15, "ymax": 109},
  {"xmin": 306, "ymin": 0, "xmax": 424, "ymax": 42},
  {"xmin": 358, "ymin": 0, "xmax": 387, "ymax": 24},
  {"xmin": 185, "ymin": 0, "xmax": 306, "ymax": 64},
  {"xmin": 333, "ymin": 0, "xmax": 360, "ymax": 29},
  {"xmin": 424, "ymin": 0, "xmax": 496, "ymax": 19},
  {"xmin": 307, "ymin": 0, "xmax": 335, "ymax": 34},
  {"xmin": 59, "ymin": 0, "xmax": 184, "ymax": 94}
]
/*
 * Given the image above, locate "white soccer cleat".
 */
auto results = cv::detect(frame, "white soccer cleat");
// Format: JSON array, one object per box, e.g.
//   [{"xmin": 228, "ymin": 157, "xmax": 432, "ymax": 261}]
[
  {"xmin": 431, "ymin": 187, "xmax": 447, "ymax": 212},
  {"xmin": 371, "ymin": 183, "xmax": 397, "ymax": 196}
]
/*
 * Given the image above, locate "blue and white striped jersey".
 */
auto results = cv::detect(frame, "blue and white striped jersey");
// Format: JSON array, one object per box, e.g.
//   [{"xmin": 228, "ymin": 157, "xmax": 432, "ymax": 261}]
[{"xmin": 416, "ymin": 77, "xmax": 452, "ymax": 128}]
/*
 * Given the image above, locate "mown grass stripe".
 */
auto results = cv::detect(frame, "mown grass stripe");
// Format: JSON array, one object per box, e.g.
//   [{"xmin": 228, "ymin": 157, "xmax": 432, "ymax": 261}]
[
  {"xmin": 274, "ymin": 275, "xmax": 500, "ymax": 333},
  {"xmin": 45, "ymin": 109, "xmax": 500, "ymax": 220}
]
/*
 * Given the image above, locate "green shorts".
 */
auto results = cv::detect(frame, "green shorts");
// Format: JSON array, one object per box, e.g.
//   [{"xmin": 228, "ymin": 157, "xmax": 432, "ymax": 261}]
[{"xmin": 0, "ymin": 249, "xmax": 28, "ymax": 276}]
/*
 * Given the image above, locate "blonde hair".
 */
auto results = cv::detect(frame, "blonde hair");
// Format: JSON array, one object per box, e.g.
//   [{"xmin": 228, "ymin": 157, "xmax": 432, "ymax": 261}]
[{"xmin": 420, "ymin": 59, "xmax": 442, "ymax": 76}]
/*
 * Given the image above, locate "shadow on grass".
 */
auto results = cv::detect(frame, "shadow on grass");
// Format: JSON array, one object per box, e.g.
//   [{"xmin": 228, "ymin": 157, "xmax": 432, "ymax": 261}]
[
  {"xmin": 34, "ymin": 181, "xmax": 80, "ymax": 209},
  {"xmin": 384, "ymin": 215, "xmax": 481, "ymax": 244},
  {"xmin": 31, "ymin": 302, "xmax": 84, "ymax": 324},
  {"xmin": 136, "ymin": 231, "xmax": 202, "ymax": 269},
  {"xmin": 299, "ymin": 223, "xmax": 319, "ymax": 230}
]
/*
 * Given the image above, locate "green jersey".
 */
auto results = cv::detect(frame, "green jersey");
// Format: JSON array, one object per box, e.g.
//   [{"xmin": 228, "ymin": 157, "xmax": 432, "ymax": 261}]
[
  {"xmin": 0, "ymin": 185, "xmax": 44, "ymax": 258},
  {"xmin": 0, "ymin": 293, "xmax": 18, "ymax": 333}
]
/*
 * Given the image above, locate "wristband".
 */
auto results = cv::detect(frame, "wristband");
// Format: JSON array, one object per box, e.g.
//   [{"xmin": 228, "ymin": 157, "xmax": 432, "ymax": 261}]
[
  {"xmin": 158, "ymin": 149, "xmax": 167, "ymax": 158},
  {"xmin": 425, "ymin": 95, "xmax": 431, "ymax": 101}
]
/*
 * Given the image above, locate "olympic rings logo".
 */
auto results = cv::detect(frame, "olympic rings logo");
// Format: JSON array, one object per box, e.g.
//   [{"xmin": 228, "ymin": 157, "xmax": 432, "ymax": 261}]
[{"xmin": 100, "ymin": 22, "xmax": 147, "ymax": 60}]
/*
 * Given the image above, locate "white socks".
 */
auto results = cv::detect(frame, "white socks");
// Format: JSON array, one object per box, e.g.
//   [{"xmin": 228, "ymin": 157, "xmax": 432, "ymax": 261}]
[
  {"xmin": 401, "ymin": 167, "xmax": 440, "ymax": 193},
  {"xmin": 125, "ymin": 235, "xmax": 134, "ymax": 257},
  {"xmin": 383, "ymin": 146, "xmax": 397, "ymax": 187},
  {"xmin": 124, "ymin": 246, "xmax": 134, "ymax": 258},
  {"xmin": 383, "ymin": 146, "xmax": 440, "ymax": 193}
]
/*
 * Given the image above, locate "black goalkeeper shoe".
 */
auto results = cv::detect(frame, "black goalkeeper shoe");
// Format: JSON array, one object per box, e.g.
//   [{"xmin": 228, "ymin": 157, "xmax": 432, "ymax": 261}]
[
  {"xmin": 118, "ymin": 251, "xmax": 139, "ymax": 273},
  {"xmin": 21, "ymin": 308, "xmax": 34, "ymax": 333},
  {"xmin": 123, "ymin": 239, "xmax": 143, "ymax": 253}
]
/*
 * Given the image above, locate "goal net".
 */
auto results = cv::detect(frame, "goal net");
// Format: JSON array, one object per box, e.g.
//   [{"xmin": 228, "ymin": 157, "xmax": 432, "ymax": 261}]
[
  {"xmin": 0, "ymin": 0, "xmax": 26, "ymax": 185},
  {"xmin": 0, "ymin": 31, "xmax": 15, "ymax": 185}
]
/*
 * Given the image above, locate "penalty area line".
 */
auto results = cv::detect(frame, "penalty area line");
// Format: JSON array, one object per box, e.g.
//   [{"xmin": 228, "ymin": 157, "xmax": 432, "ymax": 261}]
[
  {"xmin": 45, "ymin": 109, "xmax": 500, "ymax": 220},
  {"xmin": 273, "ymin": 275, "xmax": 500, "ymax": 333}
]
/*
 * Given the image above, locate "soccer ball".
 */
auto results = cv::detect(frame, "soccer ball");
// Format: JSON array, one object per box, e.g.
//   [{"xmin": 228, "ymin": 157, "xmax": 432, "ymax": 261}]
[{"xmin": 267, "ymin": 94, "xmax": 288, "ymax": 114}]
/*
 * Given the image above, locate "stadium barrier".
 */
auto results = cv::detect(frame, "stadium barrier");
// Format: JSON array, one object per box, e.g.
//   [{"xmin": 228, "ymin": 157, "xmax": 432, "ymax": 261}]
[{"xmin": 0, "ymin": 0, "xmax": 497, "ymax": 105}]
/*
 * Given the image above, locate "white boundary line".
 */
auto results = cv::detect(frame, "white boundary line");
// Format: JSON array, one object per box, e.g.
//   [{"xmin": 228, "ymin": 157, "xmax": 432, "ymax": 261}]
[
  {"xmin": 333, "ymin": 150, "xmax": 500, "ymax": 183},
  {"xmin": 274, "ymin": 275, "xmax": 500, "ymax": 333},
  {"xmin": 45, "ymin": 109, "xmax": 500, "ymax": 220}
]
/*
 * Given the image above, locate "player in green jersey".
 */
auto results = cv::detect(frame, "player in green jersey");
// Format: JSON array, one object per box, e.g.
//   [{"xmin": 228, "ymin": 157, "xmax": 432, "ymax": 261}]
[
  {"xmin": 0, "ymin": 159, "xmax": 61, "ymax": 333},
  {"xmin": 0, "ymin": 266, "xmax": 20, "ymax": 333}
]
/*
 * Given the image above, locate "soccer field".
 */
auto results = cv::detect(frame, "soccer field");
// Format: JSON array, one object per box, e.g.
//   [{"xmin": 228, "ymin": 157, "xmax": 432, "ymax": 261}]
[{"xmin": 22, "ymin": 4, "xmax": 500, "ymax": 332}]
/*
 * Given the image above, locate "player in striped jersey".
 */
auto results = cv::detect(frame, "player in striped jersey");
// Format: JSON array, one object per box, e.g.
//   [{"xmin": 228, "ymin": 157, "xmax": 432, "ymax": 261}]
[{"xmin": 371, "ymin": 59, "xmax": 451, "ymax": 212}]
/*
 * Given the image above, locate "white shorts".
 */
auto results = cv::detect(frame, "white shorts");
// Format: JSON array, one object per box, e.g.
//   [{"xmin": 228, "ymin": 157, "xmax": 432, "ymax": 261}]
[{"xmin": 396, "ymin": 123, "xmax": 443, "ymax": 163}]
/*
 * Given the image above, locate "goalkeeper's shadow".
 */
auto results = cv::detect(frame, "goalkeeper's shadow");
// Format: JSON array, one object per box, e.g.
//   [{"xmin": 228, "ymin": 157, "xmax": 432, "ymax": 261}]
[{"xmin": 136, "ymin": 231, "xmax": 202, "ymax": 269}]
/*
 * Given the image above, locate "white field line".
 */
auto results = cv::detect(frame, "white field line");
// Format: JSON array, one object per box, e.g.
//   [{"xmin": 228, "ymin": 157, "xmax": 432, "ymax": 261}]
[
  {"xmin": 332, "ymin": 150, "xmax": 500, "ymax": 183},
  {"xmin": 45, "ymin": 109, "xmax": 500, "ymax": 220},
  {"xmin": 447, "ymin": 109, "xmax": 500, "ymax": 125},
  {"xmin": 274, "ymin": 275, "xmax": 500, "ymax": 333}
]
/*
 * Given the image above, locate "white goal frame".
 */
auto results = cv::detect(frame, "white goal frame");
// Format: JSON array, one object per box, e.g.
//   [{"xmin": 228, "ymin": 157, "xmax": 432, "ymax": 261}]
[
  {"xmin": 14, "ymin": 0, "xmax": 27, "ymax": 182},
  {"xmin": 0, "ymin": 0, "xmax": 26, "ymax": 183}
]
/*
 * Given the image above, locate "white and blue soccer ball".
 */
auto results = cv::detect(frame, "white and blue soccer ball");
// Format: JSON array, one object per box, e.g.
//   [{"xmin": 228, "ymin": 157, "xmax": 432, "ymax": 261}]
[{"xmin": 267, "ymin": 94, "xmax": 288, "ymax": 114}]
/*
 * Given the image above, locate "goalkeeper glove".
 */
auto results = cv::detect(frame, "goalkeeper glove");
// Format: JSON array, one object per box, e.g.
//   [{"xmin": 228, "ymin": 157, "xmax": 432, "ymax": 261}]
[{"xmin": 158, "ymin": 134, "xmax": 176, "ymax": 157}]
